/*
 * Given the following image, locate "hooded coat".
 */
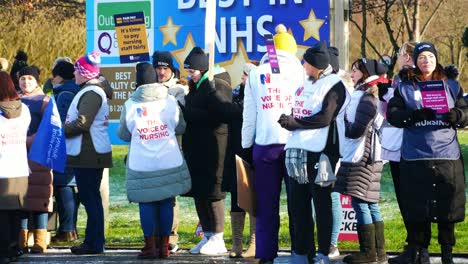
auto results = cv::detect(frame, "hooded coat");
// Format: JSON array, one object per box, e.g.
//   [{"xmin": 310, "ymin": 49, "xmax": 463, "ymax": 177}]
[{"xmin": 118, "ymin": 82, "xmax": 190, "ymax": 203}]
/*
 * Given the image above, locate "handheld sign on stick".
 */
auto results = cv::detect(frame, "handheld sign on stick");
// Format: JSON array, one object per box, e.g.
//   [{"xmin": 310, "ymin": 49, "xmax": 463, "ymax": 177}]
[{"xmin": 205, "ymin": 0, "xmax": 216, "ymax": 81}]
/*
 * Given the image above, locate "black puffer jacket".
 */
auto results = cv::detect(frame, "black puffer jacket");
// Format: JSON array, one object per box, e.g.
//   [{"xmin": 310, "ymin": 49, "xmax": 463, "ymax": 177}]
[
  {"xmin": 334, "ymin": 129, "xmax": 383, "ymax": 203},
  {"xmin": 335, "ymin": 90, "xmax": 383, "ymax": 203}
]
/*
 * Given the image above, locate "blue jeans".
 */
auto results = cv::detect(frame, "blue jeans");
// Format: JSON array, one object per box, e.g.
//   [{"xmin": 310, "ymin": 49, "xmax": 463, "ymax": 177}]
[
  {"xmin": 351, "ymin": 197, "xmax": 382, "ymax": 225},
  {"xmin": 139, "ymin": 198, "xmax": 174, "ymax": 237},
  {"xmin": 55, "ymin": 186, "xmax": 79, "ymax": 232},
  {"xmin": 75, "ymin": 168, "xmax": 104, "ymax": 251},
  {"xmin": 20, "ymin": 212, "xmax": 48, "ymax": 230},
  {"xmin": 331, "ymin": 192, "xmax": 342, "ymax": 246}
]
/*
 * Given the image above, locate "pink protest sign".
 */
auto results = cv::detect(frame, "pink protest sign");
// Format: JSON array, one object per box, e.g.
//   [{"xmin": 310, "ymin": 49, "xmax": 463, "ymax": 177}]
[{"xmin": 418, "ymin": 80, "xmax": 449, "ymax": 114}]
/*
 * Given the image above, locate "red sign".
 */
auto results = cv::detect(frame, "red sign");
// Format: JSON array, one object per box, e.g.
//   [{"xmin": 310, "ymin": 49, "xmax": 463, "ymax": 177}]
[{"xmin": 338, "ymin": 194, "xmax": 358, "ymax": 241}]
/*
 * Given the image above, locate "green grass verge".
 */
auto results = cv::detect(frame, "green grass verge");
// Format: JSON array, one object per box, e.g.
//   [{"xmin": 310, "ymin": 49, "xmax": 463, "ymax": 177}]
[{"xmin": 68, "ymin": 133, "xmax": 468, "ymax": 253}]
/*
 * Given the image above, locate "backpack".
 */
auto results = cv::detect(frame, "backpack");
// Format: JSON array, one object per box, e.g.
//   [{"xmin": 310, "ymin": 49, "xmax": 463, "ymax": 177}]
[{"xmin": 55, "ymin": 90, "xmax": 77, "ymax": 122}]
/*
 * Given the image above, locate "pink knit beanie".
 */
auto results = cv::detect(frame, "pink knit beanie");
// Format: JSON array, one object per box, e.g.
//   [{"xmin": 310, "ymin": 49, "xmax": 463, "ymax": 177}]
[{"xmin": 74, "ymin": 51, "xmax": 101, "ymax": 79}]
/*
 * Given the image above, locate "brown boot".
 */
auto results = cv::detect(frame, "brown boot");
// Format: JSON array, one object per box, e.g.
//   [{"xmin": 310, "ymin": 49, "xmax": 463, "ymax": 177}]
[
  {"xmin": 374, "ymin": 221, "xmax": 387, "ymax": 263},
  {"xmin": 30, "ymin": 229, "xmax": 47, "ymax": 253},
  {"xmin": 160, "ymin": 235, "xmax": 170, "ymax": 259},
  {"xmin": 342, "ymin": 224, "xmax": 376, "ymax": 264},
  {"xmin": 241, "ymin": 214, "xmax": 256, "ymax": 258},
  {"xmin": 137, "ymin": 236, "xmax": 158, "ymax": 259},
  {"xmin": 18, "ymin": 229, "xmax": 29, "ymax": 253},
  {"xmin": 51, "ymin": 231, "xmax": 78, "ymax": 243},
  {"xmin": 229, "ymin": 212, "xmax": 245, "ymax": 258}
]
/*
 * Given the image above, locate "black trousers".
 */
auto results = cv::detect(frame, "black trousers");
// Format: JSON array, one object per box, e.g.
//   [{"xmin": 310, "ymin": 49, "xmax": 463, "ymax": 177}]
[
  {"xmin": 407, "ymin": 221, "xmax": 455, "ymax": 248},
  {"xmin": 0, "ymin": 210, "xmax": 21, "ymax": 257},
  {"xmin": 389, "ymin": 161, "xmax": 409, "ymax": 242},
  {"xmin": 289, "ymin": 179, "xmax": 333, "ymax": 255},
  {"xmin": 194, "ymin": 198, "xmax": 225, "ymax": 233}
]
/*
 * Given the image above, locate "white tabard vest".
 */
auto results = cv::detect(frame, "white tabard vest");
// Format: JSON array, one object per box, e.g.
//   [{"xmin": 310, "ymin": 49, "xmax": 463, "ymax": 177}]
[
  {"xmin": 340, "ymin": 90, "xmax": 384, "ymax": 163},
  {"xmin": 65, "ymin": 85, "xmax": 111, "ymax": 156},
  {"xmin": 124, "ymin": 96, "xmax": 183, "ymax": 171},
  {"xmin": 0, "ymin": 104, "xmax": 31, "ymax": 178},
  {"xmin": 242, "ymin": 50, "xmax": 305, "ymax": 147},
  {"xmin": 285, "ymin": 74, "xmax": 349, "ymax": 153}
]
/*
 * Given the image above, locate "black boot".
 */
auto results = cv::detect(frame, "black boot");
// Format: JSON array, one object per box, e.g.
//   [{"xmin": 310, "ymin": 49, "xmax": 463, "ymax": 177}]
[
  {"xmin": 343, "ymin": 224, "xmax": 377, "ymax": 264},
  {"xmin": 374, "ymin": 221, "xmax": 387, "ymax": 263},
  {"xmin": 441, "ymin": 245, "xmax": 454, "ymax": 264},
  {"xmin": 388, "ymin": 245, "xmax": 418, "ymax": 264},
  {"xmin": 417, "ymin": 247, "xmax": 430, "ymax": 264}
]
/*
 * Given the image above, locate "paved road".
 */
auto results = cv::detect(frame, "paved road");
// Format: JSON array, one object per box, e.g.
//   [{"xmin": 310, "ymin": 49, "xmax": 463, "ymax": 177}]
[{"xmin": 14, "ymin": 249, "xmax": 468, "ymax": 263}]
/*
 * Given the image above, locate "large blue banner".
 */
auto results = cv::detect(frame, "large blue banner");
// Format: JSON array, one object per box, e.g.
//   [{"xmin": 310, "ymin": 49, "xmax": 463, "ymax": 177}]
[
  {"xmin": 28, "ymin": 97, "xmax": 67, "ymax": 172},
  {"xmin": 86, "ymin": 0, "xmax": 331, "ymax": 144},
  {"xmin": 87, "ymin": 1, "xmax": 330, "ymax": 66},
  {"xmin": 154, "ymin": 1, "xmax": 329, "ymax": 64}
]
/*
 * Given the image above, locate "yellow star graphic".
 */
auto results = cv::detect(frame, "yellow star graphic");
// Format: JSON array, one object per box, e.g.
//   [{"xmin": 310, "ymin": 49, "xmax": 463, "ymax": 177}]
[
  {"xmin": 172, "ymin": 33, "xmax": 197, "ymax": 78},
  {"xmin": 219, "ymin": 40, "xmax": 251, "ymax": 86},
  {"xmin": 299, "ymin": 9, "xmax": 325, "ymax": 42},
  {"xmin": 159, "ymin": 16, "xmax": 182, "ymax": 46},
  {"xmin": 287, "ymin": 28, "xmax": 309, "ymax": 60}
]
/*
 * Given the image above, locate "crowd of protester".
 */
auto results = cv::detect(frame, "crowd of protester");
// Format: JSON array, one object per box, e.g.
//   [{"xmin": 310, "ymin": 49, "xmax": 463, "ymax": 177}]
[{"xmin": 0, "ymin": 24, "xmax": 465, "ymax": 264}]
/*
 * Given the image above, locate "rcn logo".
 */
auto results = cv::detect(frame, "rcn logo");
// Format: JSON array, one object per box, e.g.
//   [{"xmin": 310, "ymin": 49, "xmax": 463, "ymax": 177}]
[
  {"xmin": 260, "ymin": 73, "xmax": 271, "ymax": 84},
  {"xmin": 136, "ymin": 107, "xmax": 148, "ymax": 117}
]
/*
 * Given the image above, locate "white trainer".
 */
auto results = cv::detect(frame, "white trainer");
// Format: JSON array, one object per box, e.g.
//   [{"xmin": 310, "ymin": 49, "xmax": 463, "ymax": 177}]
[
  {"xmin": 328, "ymin": 245, "xmax": 340, "ymax": 259},
  {"xmin": 189, "ymin": 236, "xmax": 209, "ymax": 254},
  {"xmin": 199, "ymin": 233, "xmax": 228, "ymax": 255}
]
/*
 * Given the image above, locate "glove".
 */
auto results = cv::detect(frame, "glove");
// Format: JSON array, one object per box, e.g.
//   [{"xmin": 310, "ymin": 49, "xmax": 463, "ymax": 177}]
[
  {"xmin": 444, "ymin": 108, "xmax": 462, "ymax": 125},
  {"xmin": 278, "ymin": 114, "xmax": 301, "ymax": 131},
  {"xmin": 377, "ymin": 82, "xmax": 391, "ymax": 101},
  {"xmin": 444, "ymin": 64, "xmax": 459, "ymax": 80},
  {"xmin": 278, "ymin": 114, "xmax": 288, "ymax": 127},
  {"xmin": 412, "ymin": 108, "xmax": 436, "ymax": 123}
]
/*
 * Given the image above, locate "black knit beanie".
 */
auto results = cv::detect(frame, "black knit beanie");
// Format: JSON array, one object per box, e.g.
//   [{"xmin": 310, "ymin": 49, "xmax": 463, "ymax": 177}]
[
  {"xmin": 184, "ymin": 47, "xmax": 208, "ymax": 71},
  {"xmin": 303, "ymin": 41, "xmax": 330, "ymax": 69},
  {"xmin": 52, "ymin": 61, "xmax": 75, "ymax": 80},
  {"xmin": 413, "ymin": 42, "xmax": 438, "ymax": 65},
  {"xmin": 327, "ymin": 46, "xmax": 339, "ymax": 72},
  {"xmin": 376, "ymin": 61, "xmax": 388, "ymax": 75},
  {"xmin": 152, "ymin": 51, "xmax": 175, "ymax": 72},
  {"xmin": 10, "ymin": 60, "xmax": 27, "ymax": 78},
  {"xmin": 360, "ymin": 58, "xmax": 378, "ymax": 76},
  {"xmin": 18, "ymin": 66, "xmax": 40, "ymax": 83},
  {"xmin": 136, "ymin": 62, "xmax": 157, "ymax": 87}
]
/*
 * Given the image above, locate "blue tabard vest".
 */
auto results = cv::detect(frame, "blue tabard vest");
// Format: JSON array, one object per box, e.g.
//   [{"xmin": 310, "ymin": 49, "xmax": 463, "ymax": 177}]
[
  {"xmin": 398, "ymin": 79, "xmax": 461, "ymax": 160},
  {"xmin": 21, "ymin": 94, "xmax": 46, "ymax": 136}
]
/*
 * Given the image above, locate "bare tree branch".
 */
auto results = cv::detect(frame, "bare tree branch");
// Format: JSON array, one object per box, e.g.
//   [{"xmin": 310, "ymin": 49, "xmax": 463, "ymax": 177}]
[
  {"xmin": 420, "ymin": 0, "xmax": 445, "ymax": 39},
  {"xmin": 412, "ymin": 0, "xmax": 420, "ymax": 41},
  {"xmin": 400, "ymin": 0, "xmax": 413, "ymax": 39},
  {"xmin": 382, "ymin": 0, "xmax": 400, "ymax": 75},
  {"xmin": 349, "ymin": 17, "xmax": 384, "ymax": 60},
  {"xmin": 361, "ymin": 0, "xmax": 367, "ymax": 57}
]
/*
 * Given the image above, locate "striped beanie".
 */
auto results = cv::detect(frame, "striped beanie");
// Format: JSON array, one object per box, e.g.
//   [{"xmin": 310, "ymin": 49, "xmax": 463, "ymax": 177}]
[{"xmin": 75, "ymin": 52, "xmax": 101, "ymax": 79}]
